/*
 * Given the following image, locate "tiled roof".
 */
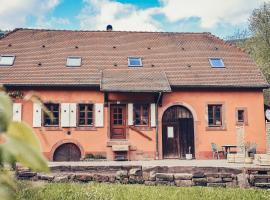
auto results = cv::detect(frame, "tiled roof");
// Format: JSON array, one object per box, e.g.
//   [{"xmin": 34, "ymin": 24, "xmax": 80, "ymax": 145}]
[
  {"xmin": 101, "ymin": 69, "xmax": 171, "ymax": 92},
  {"xmin": 0, "ymin": 28, "xmax": 268, "ymax": 89}
]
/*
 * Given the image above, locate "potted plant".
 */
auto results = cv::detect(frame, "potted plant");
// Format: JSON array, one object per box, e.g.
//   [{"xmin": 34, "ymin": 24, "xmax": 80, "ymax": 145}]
[{"xmin": 186, "ymin": 146, "xmax": 193, "ymax": 160}]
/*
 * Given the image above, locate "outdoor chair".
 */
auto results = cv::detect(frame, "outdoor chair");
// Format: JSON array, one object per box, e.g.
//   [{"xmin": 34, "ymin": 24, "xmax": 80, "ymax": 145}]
[{"xmin": 211, "ymin": 143, "xmax": 224, "ymax": 159}]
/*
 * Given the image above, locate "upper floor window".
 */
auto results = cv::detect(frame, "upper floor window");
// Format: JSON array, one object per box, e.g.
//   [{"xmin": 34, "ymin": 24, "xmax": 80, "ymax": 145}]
[
  {"xmin": 78, "ymin": 104, "xmax": 94, "ymax": 126},
  {"xmin": 0, "ymin": 55, "xmax": 15, "ymax": 66},
  {"xmin": 43, "ymin": 103, "xmax": 59, "ymax": 126},
  {"xmin": 209, "ymin": 58, "xmax": 224, "ymax": 68},
  {"xmin": 66, "ymin": 56, "xmax": 82, "ymax": 67},
  {"xmin": 236, "ymin": 108, "xmax": 247, "ymax": 125},
  {"xmin": 128, "ymin": 57, "xmax": 142, "ymax": 67},
  {"xmin": 208, "ymin": 104, "xmax": 222, "ymax": 127},
  {"xmin": 134, "ymin": 104, "xmax": 149, "ymax": 126}
]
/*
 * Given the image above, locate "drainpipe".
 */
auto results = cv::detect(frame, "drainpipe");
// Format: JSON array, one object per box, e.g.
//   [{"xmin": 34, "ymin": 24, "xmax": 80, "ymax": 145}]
[{"xmin": 155, "ymin": 92, "xmax": 162, "ymax": 160}]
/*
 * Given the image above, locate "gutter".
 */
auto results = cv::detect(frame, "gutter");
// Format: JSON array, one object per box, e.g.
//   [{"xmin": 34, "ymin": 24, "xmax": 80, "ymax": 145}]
[{"xmin": 155, "ymin": 92, "xmax": 162, "ymax": 160}]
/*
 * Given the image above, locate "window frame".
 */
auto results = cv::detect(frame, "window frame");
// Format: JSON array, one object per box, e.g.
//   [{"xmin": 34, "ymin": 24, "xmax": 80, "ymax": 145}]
[
  {"xmin": 209, "ymin": 58, "xmax": 225, "ymax": 68},
  {"xmin": 43, "ymin": 103, "xmax": 60, "ymax": 127},
  {"xmin": 128, "ymin": 57, "xmax": 143, "ymax": 67},
  {"xmin": 133, "ymin": 104, "xmax": 150, "ymax": 126},
  {"xmin": 235, "ymin": 107, "xmax": 248, "ymax": 125},
  {"xmin": 66, "ymin": 56, "xmax": 82, "ymax": 67},
  {"xmin": 0, "ymin": 55, "xmax": 15, "ymax": 66},
  {"xmin": 77, "ymin": 103, "xmax": 94, "ymax": 127},
  {"xmin": 207, "ymin": 104, "xmax": 223, "ymax": 127}
]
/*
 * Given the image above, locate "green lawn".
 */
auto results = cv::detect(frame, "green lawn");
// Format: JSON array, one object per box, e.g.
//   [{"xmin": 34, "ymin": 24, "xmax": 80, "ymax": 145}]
[{"xmin": 16, "ymin": 182, "xmax": 270, "ymax": 200}]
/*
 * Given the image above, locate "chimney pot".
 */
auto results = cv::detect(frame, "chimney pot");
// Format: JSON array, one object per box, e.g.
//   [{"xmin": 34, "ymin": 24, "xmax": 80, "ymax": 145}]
[{"xmin": 106, "ymin": 25, "xmax": 113, "ymax": 31}]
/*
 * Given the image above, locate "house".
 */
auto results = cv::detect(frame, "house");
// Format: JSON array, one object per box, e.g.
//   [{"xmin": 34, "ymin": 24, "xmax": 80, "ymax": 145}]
[{"xmin": 0, "ymin": 27, "xmax": 268, "ymax": 161}]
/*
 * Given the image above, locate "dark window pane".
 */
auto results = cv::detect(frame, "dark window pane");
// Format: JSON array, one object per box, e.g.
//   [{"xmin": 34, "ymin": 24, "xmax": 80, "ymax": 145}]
[
  {"xmin": 44, "ymin": 103, "xmax": 59, "ymax": 126},
  {"xmin": 238, "ymin": 110, "xmax": 244, "ymax": 122}
]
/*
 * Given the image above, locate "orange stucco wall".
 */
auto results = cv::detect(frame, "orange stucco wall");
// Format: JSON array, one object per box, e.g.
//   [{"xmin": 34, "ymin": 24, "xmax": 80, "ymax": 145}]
[{"xmin": 12, "ymin": 88, "xmax": 267, "ymax": 160}]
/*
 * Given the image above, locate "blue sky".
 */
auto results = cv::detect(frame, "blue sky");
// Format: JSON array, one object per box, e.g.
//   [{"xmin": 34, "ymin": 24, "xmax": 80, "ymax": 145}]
[{"xmin": 0, "ymin": 0, "xmax": 269, "ymax": 38}]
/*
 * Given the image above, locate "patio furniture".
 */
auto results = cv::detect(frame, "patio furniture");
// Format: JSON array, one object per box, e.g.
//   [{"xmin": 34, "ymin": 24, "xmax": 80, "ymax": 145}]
[
  {"xmin": 222, "ymin": 145, "xmax": 237, "ymax": 158},
  {"xmin": 211, "ymin": 143, "xmax": 224, "ymax": 159}
]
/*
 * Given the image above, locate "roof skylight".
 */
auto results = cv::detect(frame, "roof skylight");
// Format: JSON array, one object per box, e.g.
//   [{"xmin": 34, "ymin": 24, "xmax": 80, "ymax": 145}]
[
  {"xmin": 128, "ymin": 57, "xmax": 142, "ymax": 67},
  {"xmin": 209, "ymin": 58, "xmax": 225, "ymax": 68},
  {"xmin": 66, "ymin": 56, "xmax": 82, "ymax": 67},
  {"xmin": 0, "ymin": 55, "xmax": 15, "ymax": 66}
]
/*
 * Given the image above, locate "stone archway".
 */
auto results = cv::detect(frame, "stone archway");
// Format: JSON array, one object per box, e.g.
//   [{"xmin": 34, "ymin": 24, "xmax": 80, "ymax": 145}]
[{"xmin": 162, "ymin": 105, "xmax": 195, "ymax": 159}]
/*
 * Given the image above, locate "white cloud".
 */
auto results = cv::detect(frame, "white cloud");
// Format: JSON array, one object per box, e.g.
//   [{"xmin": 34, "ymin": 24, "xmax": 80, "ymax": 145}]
[
  {"xmin": 160, "ymin": 0, "xmax": 269, "ymax": 28},
  {"xmin": 78, "ymin": 0, "xmax": 160, "ymax": 31},
  {"xmin": 0, "ymin": 0, "xmax": 61, "ymax": 29}
]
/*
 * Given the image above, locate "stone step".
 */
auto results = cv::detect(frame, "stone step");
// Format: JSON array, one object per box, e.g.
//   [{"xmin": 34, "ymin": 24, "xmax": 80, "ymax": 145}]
[
  {"xmin": 253, "ymin": 175, "xmax": 270, "ymax": 179},
  {"xmin": 255, "ymin": 183, "xmax": 270, "ymax": 188}
]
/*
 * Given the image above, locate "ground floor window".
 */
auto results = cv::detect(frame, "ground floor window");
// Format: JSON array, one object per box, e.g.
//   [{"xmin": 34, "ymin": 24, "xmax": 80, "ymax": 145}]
[
  {"xmin": 134, "ymin": 104, "xmax": 149, "ymax": 126},
  {"xmin": 208, "ymin": 104, "xmax": 222, "ymax": 127},
  {"xmin": 78, "ymin": 104, "xmax": 93, "ymax": 126},
  {"xmin": 44, "ymin": 103, "xmax": 59, "ymax": 126}
]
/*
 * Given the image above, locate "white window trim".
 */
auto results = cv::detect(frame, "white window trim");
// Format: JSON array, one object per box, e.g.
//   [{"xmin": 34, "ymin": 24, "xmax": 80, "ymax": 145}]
[
  {"xmin": 209, "ymin": 57, "xmax": 225, "ymax": 68},
  {"xmin": 0, "ymin": 55, "xmax": 15, "ymax": 66},
  {"xmin": 128, "ymin": 57, "xmax": 143, "ymax": 67},
  {"xmin": 66, "ymin": 56, "xmax": 82, "ymax": 67}
]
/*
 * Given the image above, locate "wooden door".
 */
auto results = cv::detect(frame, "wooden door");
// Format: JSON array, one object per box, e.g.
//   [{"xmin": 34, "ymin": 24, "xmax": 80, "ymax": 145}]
[
  {"xmin": 162, "ymin": 106, "xmax": 194, "ymax": 159},
  {"xmin": 110, "ymin": 105, "xmax": 126, "ymax": 139},
  {"xmin": 53, "ymin": 143, "xmax": 81, "ymax": 161}
]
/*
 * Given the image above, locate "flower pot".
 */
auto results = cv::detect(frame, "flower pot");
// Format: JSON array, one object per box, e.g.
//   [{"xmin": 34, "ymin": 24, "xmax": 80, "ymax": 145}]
[{"xmin": 185, "ymin": 154, "xmax": 192, "ymax": 160}]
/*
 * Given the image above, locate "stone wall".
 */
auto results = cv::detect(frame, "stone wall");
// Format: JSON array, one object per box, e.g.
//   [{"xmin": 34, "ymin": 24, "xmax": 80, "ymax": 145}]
[{"xmin": 16, "ymin": 165, "xmax": 267, "ymax": 188}]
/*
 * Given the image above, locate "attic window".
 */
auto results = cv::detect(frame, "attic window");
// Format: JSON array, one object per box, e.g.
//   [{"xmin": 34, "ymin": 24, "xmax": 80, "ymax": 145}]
[
  {"xmin": 66, "ymin": 56, "xmax": 81, "ymax": 67},
  {"xmin": 128, "ymin": 57, "xmax": 142, "ymax": 67},
  {"xmin": 0, "ymin": 55, "xmax": 15, "ymax": 66},
  {"xmin": 209, "ymin": 58, "xmax": 225, "ymax": 68}
]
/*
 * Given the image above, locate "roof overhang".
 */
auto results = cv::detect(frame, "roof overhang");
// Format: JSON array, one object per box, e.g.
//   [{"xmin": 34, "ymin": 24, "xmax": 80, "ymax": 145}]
[{"xmin": 100, "ymin": 69, "xmax": 171, "ymax": 93}]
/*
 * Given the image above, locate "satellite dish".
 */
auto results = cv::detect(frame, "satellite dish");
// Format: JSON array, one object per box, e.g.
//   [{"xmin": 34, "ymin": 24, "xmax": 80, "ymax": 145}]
[{"xmin": 265, "ymin": 109, "xmax": 270, "ymax": 121}]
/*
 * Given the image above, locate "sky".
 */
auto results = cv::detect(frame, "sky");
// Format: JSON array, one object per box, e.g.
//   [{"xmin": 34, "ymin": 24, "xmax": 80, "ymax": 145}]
[{"xmin": 0, "ymin": 0, "xmax": 269, "ymax": 38}]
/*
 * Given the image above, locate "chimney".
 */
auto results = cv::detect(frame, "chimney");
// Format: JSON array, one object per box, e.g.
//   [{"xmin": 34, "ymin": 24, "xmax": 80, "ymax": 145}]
[{"xmin": 106, "ymin": 25, "xmax": 113, "ymax": 31}]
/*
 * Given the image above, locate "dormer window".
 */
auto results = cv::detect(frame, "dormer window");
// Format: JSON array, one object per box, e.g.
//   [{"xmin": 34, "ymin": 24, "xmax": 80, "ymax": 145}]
[
  {"xmin": 209, "ymin": 58, "xmax": 224, "ymax": 68},
  {"xmin": 128, "ymin": 57, "xmax": 142, "ymax": 67},
  {"xmin": 0, "ymin": 55, "xmax": 15, "ymax": 66},
  {"xmin": 66, "ymin": 56, "xmax": 82, "ymax": 67}
]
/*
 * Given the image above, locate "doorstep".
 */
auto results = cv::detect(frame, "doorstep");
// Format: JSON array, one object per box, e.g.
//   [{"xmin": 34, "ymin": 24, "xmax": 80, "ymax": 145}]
[{"xmin": 107, "ymin": 140, "xmax": 130, "ymax": 147}]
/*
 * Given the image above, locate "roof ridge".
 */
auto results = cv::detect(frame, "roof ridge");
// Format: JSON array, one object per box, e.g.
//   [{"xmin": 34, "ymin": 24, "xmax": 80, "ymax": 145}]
[{"xmin": 13, "ymin": 27, "xmax": 211, "ymax": 35}]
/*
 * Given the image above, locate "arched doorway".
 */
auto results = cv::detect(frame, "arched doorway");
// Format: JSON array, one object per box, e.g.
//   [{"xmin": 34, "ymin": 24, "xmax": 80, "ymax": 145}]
[
  {"xmin": 162, "ymin": 105, "xmax": 195, "ymax": 159},
  {"xmin": 53, "ymin": 143, "xmax": 81, "ymax": 161}
]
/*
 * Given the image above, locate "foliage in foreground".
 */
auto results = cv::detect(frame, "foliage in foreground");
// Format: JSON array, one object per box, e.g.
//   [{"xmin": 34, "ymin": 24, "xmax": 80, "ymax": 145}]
[
  {"xmin": 16, "ymin": 181, "xmax": 270, "ymax": 200},
  {"xmin": 0, "ymin": 90, "xmax": 49, "ymax": 200}
]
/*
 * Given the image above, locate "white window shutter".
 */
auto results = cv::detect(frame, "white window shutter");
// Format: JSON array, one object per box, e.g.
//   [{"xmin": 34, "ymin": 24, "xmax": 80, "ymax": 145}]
[
  {"xmin": 61, "ymin": 103, "xmax": 70, "ymax": 127},
  {"xmin": 69, "ymin": 103, "xmax": 77, "ymax": 127},
  {"xmin": 150, "ymin": 103, "xmax": 156, "ymax": 127},
  {"xmin": 13, "ymin": 103, "xmax": 22, "ymax": 122},
  {"xmin": 128, "ymin": 103, "xmax": 133, "ymax": 126},
  {"xmin": 33, "ymin": 103, "xmax": 42, "ymax": 127},
  {"xmin": 95, "ymin": 103, "xmax": 104, "ymax": 127}
]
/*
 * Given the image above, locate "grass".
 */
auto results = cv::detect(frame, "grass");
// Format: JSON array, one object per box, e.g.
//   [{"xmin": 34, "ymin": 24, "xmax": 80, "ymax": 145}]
[{"xmin": 16, "ymin": 181, "xmax": 270, "ymax": 200}]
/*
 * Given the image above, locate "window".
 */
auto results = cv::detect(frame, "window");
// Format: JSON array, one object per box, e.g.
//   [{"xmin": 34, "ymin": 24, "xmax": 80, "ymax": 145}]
[
  {"xmin": 208, "ymin": 105, "xmax": 222, "ymax": 126},
  {"xmin": 0, "ymin": 55, "xmax": 15, "ymax": 66},
  {"xmin": 78, "ymin": 104, "xmax": 93, "ymax": 126},
  {"xmin": 134, "ymin": 104, "xmax": 149, "ymax": 126},
  {"xmin": 237, "ymin": 110, "xmax": 244, "ymax": 122},
  {"xmin": 66, "ymin": 56, "xmax": 82, "ymax": 67},
  {"xmin": 236, "ymin": 108, "xmax": 247, "ymax": 125},
  {"xmin": 43, "ymin": 103, "xmax": 59, "ymax": 126},
  {"xmin": 128, "ymin": 57, "xmax": 142, "ymax": 67},
  {"xmin": 209, "ymin": 58, "xmax": 224, "ymax": 68}
]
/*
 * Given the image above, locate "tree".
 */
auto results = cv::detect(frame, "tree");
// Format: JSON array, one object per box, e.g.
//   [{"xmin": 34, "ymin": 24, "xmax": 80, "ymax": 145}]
[
  {"xmin": 0, "ymin": 88, "xmax": 49, "ymax": 200},
  {"xmin": 231, "ymin": 3, "xmax": 270, "ymax": 105}
]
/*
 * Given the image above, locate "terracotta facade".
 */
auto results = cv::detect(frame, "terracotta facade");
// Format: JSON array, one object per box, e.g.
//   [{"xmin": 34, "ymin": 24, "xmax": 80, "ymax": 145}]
[{"xmin": 11, "ymin": 88, "xmax": 266, "ymax": 161}]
